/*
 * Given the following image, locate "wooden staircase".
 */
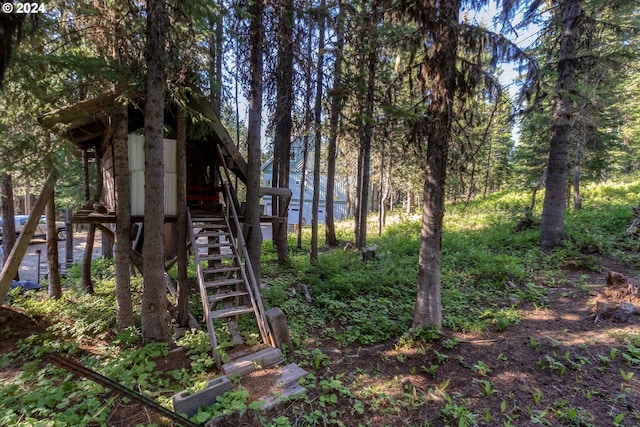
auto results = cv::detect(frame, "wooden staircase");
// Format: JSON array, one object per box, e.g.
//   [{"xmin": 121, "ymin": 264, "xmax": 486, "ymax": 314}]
[{"xmin": 189, "ymin": 207, "xmax": 273, "ymax": 369}]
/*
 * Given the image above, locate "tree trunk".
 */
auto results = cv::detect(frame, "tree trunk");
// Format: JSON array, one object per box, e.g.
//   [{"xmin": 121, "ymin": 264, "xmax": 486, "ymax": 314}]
[
  {"xmin": 245, "ymin": 0, "xmax": 265, "ymax": 281},
  {"xmin": 44, "ymin": 134, "xmax": 61, "ymax": 299},
  {"xmin": 46, "ymin": 192, "xmax": 61, "ymax": 297},
  {"xmin": 540, "ymin": 0, "xmax": 581, "ymax": 250},
  {"xmin": 113, "ymin": 96, "xmax": 134, "ymax": 329},
  {"xmin": 310, "ymin": 0, "xmax": 326, "ymax": 262},
  {"xmin": 345, "ymin": 176, "xmax": 351, "ymax": 218},
  {"xmin": 141, "ymin": 0, "xmax": 170, "ymax": 344},
  {"xmin": 272, "ymin": 0, "xmax": 294, "ymax": 265},
  {"xmin": 354, "ymin": 148, "xmax": 362, "ymax": 243},
  {"xmin": 1, "ymin": 173, "xmax": 18, "ymax": 279},
  {"xmin": 297, "ymin": 134, "xmax": 309, "ymax": 249},
  {"xmin": 412, "ymin": 0, "xmax": 460, "ymax": 330},
  {"xmin": 175, "ymin": 103, "xmax": 190, "ymax": 328},
  {"xmin": 82, "ymin": 225, "xmax": 96, "ymax": 294},
  {"xmin": 298, "ymin": 9, "xmax": 313, "ymax": 250},
  {"xmin": 325, "ymin": 0, "xmax": 345, "ymax": 248},
  {"xmin": 209, "ymin": 0, "xmax": 224, "ymax": 116},
  {"xmin": 573, "ymin": 119, "xmax": 584, "ymax": 210},
  {"xmin": 356, "ymin": 27, "xmax": 376, "ymax": 250}
]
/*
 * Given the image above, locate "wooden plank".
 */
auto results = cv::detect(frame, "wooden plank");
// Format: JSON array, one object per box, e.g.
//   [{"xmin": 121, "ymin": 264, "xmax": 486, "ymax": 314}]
[
  {"xmin": 258, "ymin": 187, "xmax": 293, "ymax": 198},
  {"xmin": 0, "ymin": 172, "xmax": 57, "ymax": 305},
  {"xmin": 210, "ymin": 306, "xmax": 254, "ymax": 319}
]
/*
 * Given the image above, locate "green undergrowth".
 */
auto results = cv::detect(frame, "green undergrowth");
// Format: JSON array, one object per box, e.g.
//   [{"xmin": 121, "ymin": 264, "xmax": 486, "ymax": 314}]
[
  {"xmin": 262, "ymin": 178, "xmax": 640, "ymax": 345},
  {"xmin": 2, "ymin": 177, "xmax": 640, "ymax": 425}
]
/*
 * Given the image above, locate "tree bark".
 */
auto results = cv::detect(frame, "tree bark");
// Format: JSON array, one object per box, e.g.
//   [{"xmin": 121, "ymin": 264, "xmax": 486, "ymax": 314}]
[
  {"xmin": 540, "ymin": 0, "xmax": 581, "ymax": 250},
  {"xmin": 141, "ymin": 0, "xmax": 170, "ymax": 344},
  {"xmin": 412, "ymin": 0, "xmax": 460, "ymax": 330},
  {"xmin": 82, "ymin": 224, "xmax": 96, "ymax": 294},
  {"xmin": 310, "ymin": 0, "xmax": 326, "ymax": 262},
  {"xmin": 1, "ymin": 173, "xmax": 17, "ymax": 279},
  {"xmin": 245, "ymin": 0, "xmax": 265, "ymax": 281},
  {"xmin": 113, "ymin": 97, "xmax": 134, "ymax": 329},
  {"xmin": 175, "ymin": 103, "xmax": 189, "ymax": 328},
  {"xmin": 356, "ymin": 21, "xmax": 376, "ymax": 250},
  {"xmin": 44, "ymin": 134, "xmax": 61, "ymax": 299},
  {"xmin": 209, "ymin": 0, "xmax": 224, "ymax": 116},
  {"xmin": 297, "ymin": 10, "xmax": 313, "ymax": 250},
  {"xmin": 297, "ymin": 135, "xmax": 309, "ymax": 249},
  {"xmin": 272, "ymin": 0, "xmax": 294, "ymax": 265},
  {"xmin": 573, "ymin": 122, "xmax": 584, "ymax": 210},
  {"xmin": 325, "ymin": 0, "xmax": 345, "ymax": 247}
]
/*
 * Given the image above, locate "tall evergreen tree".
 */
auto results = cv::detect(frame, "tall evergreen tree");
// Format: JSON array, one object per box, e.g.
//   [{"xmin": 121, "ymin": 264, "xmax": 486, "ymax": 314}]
[
  {"xmin": 310, "ymin": 0, "xmax": 326, "ymax": 261},
  {"xmin": 272, "ymin": 0, "xmax": 295, "ymax": 265},
  {"xmin": 540, "ymin": 0, "xmax": 581, "ymax": 250},
  {"xmin": 325, "ymin": 0, "xmax": 345, "ymax": 247},
  {"xmin": 389, "ymin": 0, "xmax": 537, "ymax": 329},
  {"xmin": 141, "ymin": 0, "xmax": 171, "ymax": 344},
  {"xmin": 246, "ymin": 0, "xmax": 266, "ymax": 281}
]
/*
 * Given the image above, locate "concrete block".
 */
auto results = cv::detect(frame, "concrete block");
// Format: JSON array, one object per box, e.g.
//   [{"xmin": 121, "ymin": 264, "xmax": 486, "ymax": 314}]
[
  {"xmin": 266, "ymin": 307, "xmax": 293, "ymax": 351},
  {"xmin": 259, "ymin": 383, "xmax": 308, "ymax": 410},
  {"xmin": 272, "ymin": 363, "xmax": 307, "ymax": 388},
  {"xmin": 222, "ymin": 347, "xmax": 281, "ymax": 377},
  {"xmin": 172, "ymin": 376, "xmax": 232, "ymax": 417}
]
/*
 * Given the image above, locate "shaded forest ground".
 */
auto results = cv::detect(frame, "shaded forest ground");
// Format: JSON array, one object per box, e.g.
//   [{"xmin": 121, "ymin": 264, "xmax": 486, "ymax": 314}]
[
  {"xmin": 1, "ymin": 252, "xmax": 639, "ymax": 426},
  {"xmin": 2, "ymin": 181, "xmax": 640, "ymax": 426}
]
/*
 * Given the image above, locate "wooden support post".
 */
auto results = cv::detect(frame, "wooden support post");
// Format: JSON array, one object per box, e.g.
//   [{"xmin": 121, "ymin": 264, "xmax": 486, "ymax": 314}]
[
  {"xmin": 0, "ymin": 172, "xmax": 57, "ymax": 305},
  {"xmin": 65, "ymin": 208, "xmax": 73, "ymax": 268}
]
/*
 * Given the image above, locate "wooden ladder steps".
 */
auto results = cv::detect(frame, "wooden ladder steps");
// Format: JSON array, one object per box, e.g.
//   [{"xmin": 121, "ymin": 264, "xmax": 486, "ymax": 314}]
[
  {"xmin": 196, "ymin": 230, "xmax": 230, "ymax": 238},
  {"xmin": 210, "ymin": 306, "xmax": 255, "ymax": 320},
  {"xmin": 202, "ymin": 266, "xmax": 240, "ymax": 275},
  {"xmin": 199, "ymin": 253, "xmax": 235, "ymax": 262},
  {"xmin": 207, "ymin": 290, "xmax": 249, "ymax": 305},
  {"xmin": 198, "ymin": 242, "xmax": 231, "ymax": 250},
  {"xmin": 203, "ymin": 278, "xmax": 244, "ymax": 289}
]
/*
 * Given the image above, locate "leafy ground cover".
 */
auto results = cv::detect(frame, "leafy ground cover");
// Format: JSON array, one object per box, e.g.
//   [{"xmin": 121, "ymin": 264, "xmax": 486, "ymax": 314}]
[{"xmin": 1, "ymin": 178, "xmax": 640, "ymax": 426}]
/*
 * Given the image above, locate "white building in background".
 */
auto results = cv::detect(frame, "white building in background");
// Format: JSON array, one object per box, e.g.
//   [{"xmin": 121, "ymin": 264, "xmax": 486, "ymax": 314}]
[{"xmin": 261, "ymin": 136, "xmax": 349, "ymax": 226}]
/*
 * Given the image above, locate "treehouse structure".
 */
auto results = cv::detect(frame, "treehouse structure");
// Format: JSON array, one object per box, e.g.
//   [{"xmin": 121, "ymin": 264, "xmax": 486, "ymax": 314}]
[{"xmin": 39, "ymin": 89, "xmax": 291, "ymax": 368}]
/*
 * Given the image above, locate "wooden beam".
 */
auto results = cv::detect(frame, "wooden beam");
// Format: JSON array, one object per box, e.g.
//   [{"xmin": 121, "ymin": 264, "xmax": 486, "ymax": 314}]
[
  {"xmin": 0, "ymin": 172, "xmax": 57, "ymax": 305},
  {"xmin": 259, "ymin": 187, "xmax": 292, "ymax": 198}
]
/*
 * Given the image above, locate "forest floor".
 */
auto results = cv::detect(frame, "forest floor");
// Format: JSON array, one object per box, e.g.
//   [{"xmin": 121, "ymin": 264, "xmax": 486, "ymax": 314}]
[{"xmin": 1, "ymin": 253, "xmax": 640, "ymax": 426}]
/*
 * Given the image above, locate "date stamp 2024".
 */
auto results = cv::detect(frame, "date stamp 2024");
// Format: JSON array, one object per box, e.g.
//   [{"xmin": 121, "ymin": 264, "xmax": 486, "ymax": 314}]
[{"xmin": 1, "ymin": 2, "xmax": 46, "ymax": 14}]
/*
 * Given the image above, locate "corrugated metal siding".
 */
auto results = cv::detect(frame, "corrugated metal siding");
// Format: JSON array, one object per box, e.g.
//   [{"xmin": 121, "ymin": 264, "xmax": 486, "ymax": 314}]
[{"xmin": 128, "ymin": 134, "xmax": 177, "ymax": 216}]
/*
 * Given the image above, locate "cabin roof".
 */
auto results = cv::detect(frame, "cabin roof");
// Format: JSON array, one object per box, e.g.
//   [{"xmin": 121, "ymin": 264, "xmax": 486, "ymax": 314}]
[{"xmin": 39, "ymin": 88, "xmax": 247, "ymax": 182}]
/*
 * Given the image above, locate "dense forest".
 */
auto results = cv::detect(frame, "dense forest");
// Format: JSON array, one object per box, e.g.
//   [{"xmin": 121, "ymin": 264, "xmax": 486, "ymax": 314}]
[{"xmin": 1, "ymin": 0, "xmax": 640, "ymax": 425}]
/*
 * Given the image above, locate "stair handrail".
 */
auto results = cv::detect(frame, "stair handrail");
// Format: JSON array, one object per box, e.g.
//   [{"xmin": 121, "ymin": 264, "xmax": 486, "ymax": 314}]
[
  {"xmin": 187, "ymin": 209, "xmax": 222, "ymax": 367},
  {"xmin": 215, "ymin": 145, "xmax": 273, "ymax": 346}
]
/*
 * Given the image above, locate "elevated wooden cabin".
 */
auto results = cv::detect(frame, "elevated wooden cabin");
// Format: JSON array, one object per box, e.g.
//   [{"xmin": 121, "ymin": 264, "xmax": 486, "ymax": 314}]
[
  {"xmin": 40, "ymin": 89, "xmax": 276, "ymax": 227},
  {"xmin": 40, "ymin": 89, "xmax": 291, "ymax": 366}
]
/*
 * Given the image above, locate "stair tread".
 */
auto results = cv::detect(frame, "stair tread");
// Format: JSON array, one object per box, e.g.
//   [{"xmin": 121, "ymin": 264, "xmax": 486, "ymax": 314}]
[
  {"xmin": 197, "ymin": 242, "xmax": 232, "ymax": 249},
  {"xmin": 195, "ymin": 225, "xmax": 227, "ymax": 230},
  {"xmin": 196, "ymin": 230, "xmax": 231, "ymax": 237},
  {"xmin": 202, "ymin": 266, "xmax": 240, "ymax": 274},
  {"xmin": 207, "ymin": 290, "xmax": 249, "ymax": 304},
  {"xmin": 210, "ymin": 306, "xmax": 255, "ymax": 319},
  {"xmin": 203, "ymin": 278, "xmax": 244, "ymax": 288},
  {"xmin": 200, "ymin": 253, "xmax": 236, "ymax": 260},
  {"xmin": 191, "ymin": 216, "xmax": 225, "ymax": 221}
]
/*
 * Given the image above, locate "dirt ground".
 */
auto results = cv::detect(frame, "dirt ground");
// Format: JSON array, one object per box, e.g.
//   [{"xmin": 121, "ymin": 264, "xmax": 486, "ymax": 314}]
[{"xmin": 1, "ymin": 254, "xmax": 639, "ymax": 426}]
